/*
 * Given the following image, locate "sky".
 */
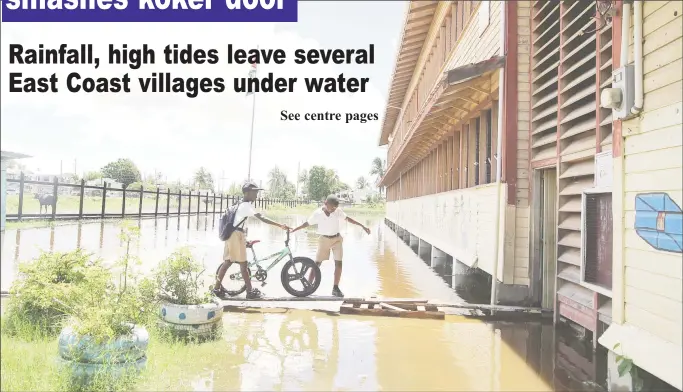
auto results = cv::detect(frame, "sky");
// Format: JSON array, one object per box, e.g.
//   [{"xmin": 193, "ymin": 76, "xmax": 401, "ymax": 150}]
[{"xmin": 0, "ymin": 1, "xmax": 407, "ymax": 190}]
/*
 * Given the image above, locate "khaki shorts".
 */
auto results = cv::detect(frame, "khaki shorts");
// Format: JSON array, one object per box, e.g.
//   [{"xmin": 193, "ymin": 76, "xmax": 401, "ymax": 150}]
[
  {"xmin": 316, "ymin": 235, "xmax": 343, "ymax": 262},
  {"xmin": 223, "ymin": 230, "xmax": 247, "ymax": 263}
]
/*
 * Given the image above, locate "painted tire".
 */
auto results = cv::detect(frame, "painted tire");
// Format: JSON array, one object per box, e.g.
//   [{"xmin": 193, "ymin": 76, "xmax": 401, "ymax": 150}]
[
  {"xmin": 156, "ymin": 317, "xmax": 223, "ymax": 340},
  {"xmin": 159, "ymin": 301, "xmax": 223, "ymax": 325},
  {"xmin": 56, "ymin": 355, "xmax": 147, "ymax": 379},
  {"xmin": 58, "ymin": 325, "xmax": 149, "ymax": 364}
]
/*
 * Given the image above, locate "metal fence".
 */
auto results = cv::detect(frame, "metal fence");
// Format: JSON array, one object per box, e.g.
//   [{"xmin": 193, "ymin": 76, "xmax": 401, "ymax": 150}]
[{"xmin": 5, "ymin": 173, "xmax": 310, "ymax": 221}]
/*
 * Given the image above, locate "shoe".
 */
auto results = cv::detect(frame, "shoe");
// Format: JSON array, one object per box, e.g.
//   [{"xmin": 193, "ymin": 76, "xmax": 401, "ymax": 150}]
[
  {"xmin": 332, "ymin": 287, "xmax": 344, "ymax": 298},
  {"xmin": 246, "ymin": 288, "xmax": 264, "ymax": 300},
  {"xmin": 212, "ymin": 286, "xmax": 227, "ymax": 299}
]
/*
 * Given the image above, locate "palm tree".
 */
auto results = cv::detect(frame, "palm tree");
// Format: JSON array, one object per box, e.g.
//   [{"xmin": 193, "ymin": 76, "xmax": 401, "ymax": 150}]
[
  {"xmin": 356, "ymin": 176, "xmax": 369, "ymax": 190},
  {"xmin": 193, "ymin": 167, "xmax": 214, "ymax": 190},
  {"xmin": 370, "ymin": 157, "xmax": 386, "ymax": 196},
  {"xmin": 268, "ymin": 166, "xmax": 288, "ymax": 191}
]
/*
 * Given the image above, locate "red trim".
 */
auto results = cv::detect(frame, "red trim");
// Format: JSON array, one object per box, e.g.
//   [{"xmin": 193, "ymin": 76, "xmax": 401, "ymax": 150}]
[
  {"xmin": 503, "ymin": 1, "xmax": 518, "ymax": 205},
  {"xmin": 531, "ymin": 158, "xmax": 557, "ymax": 169},
  {"xmin": 596, "ymin": 9, "xmax": 603, "ymax": 154},
  {"xmin": 612, "ymin": 1, "xmax": 624, "ymax": 158}
]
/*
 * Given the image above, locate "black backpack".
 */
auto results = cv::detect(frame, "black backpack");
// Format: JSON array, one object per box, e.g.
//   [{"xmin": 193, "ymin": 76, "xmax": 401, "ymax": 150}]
[{"xmin": 219, "ymin": 201, "xmax": 248, "ymax": 241}]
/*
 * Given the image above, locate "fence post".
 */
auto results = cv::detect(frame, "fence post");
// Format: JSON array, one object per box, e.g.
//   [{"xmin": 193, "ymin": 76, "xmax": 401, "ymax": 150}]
[
  {"xmin": 78, "ymin": 179, "xmax": 85, "ymax": 219},
  {"xmin": 212, "ymin": 193, "xmax": 216, "ymax": 215},
  {"xmin": 138, "ymin": 185, "xmax": 144, "ymax": 219},
  {"xmin": 101, "ymin": 182, "xmax": 107, "ymax": 219},
  {"xmin": 219, "ymin": 194, "xmax": 223, "ymax": 212},
  {"xmin": 155, "ymin": 187, "xmax": 160, "ymax": 218},
  {"xmin": 166, "ymin": 188, "xmax": 170, "ymax": 217},
  {"xmin": 177, "ymin": 190, "xmax": 182, "ymax": 217},
  {"xmin": 188, "ymin": 190, "xmax": 193, "ymax": 215},
  {"xmin": 196, "ymin": 190, "xmax": 200, "ymax": 215},
  {"xmin": 17, "ymin": 172, "xmax": 24, "ymax": 220},
  {"xmin": 122, "ymin": 184, "xmax": 127, "ymax": 217},
  {"xmin": 205, "ymin": 192, "xmax": 209, "ymax": 215},
  {"xmin": 51, "ymin": 177, "xmax": 58, "ymax": 219}
]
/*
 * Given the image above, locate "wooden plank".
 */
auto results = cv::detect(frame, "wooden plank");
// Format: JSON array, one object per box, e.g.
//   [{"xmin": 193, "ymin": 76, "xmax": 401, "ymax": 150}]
[
  {"xmin": 339, "ymin": 306, "xmax": 445, "ymax": 320},
  {"xmin": 379, "ymin": 302, "xmax": 408, "ymax": 311}
]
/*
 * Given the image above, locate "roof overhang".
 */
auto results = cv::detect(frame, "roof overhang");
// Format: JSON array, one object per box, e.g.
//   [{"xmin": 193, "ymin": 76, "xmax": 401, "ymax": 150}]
[
  {"xmin": 377, "ymin": 1, "xmax": 439, "ymax": 147},
  {"xmin": 1, "ymin": 151, "xmax": 31, "ymax": 161},
  {"xmin": 379, "ymin": 56, "xmax": 506, "ymax": 187}
]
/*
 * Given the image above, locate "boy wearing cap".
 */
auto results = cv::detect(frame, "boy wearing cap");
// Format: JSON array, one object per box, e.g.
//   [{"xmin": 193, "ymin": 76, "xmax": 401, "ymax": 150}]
[
  {"xmin": 214, "ymin": 181, "xmax": 290, "ymax": 300},
  {"xmin": 290, "ymin": 195, "xmax": 370, "ymax": 298}
]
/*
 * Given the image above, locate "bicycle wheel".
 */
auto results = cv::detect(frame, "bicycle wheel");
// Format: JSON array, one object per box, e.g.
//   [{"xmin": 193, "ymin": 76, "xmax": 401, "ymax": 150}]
[
  {"xmin": 280, "ymin": 257, "xmax": 321, "ymax": 297},
  {"xmin": 215, "ymin": 262, "xmax": 251, "ymax": 297}
]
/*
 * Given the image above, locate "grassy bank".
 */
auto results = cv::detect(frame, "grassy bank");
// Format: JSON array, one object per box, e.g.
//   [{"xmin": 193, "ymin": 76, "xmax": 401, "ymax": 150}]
[
  {"xmin": 263, "ymin": 203, "xmax": 386, "ymax": 217},
  {"xmin": 0, "ymin": 319, "xmax": 234, "ymax": 391},
  {"xmin": 4, "ymin": 203, "xmax": 385, "ymax": 230}
]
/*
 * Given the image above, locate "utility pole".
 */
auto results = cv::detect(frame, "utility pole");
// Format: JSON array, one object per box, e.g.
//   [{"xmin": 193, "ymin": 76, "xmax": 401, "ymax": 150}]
[
  {"xmin": 295, "ymin": 161, "xmax": 300, "ymax": 197},
  {"xmin": 246, "ymin": 48, "xmax": 258, "ymax": 181},
  {"xmin": 60, "ymin": 160, "xmax": 63, "ymax": 177},
  {"xmin": 74, "ymin": 159, "xmax": 77, "ymax": 176}
]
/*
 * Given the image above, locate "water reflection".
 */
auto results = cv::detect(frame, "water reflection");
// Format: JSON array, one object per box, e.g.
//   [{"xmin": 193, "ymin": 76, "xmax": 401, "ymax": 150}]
[
  {"xmin": 132, "ymin": 308, "xmax": 605, "ymax": 392},
  {"xmin": 0, "ymin": 215, "xmax": 608, "ymax": 391}
]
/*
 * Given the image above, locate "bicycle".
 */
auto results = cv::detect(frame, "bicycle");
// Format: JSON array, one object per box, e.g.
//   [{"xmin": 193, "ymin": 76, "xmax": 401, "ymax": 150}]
[{"xmin": 215, "ymin": 230, "xmax": 322, "ymax": 298}]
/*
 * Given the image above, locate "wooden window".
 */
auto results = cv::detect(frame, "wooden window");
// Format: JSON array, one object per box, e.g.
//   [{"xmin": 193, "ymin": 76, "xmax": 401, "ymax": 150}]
[{"xmin": 582, "ymin": 192, "xmax": 613, "ymax": 291}]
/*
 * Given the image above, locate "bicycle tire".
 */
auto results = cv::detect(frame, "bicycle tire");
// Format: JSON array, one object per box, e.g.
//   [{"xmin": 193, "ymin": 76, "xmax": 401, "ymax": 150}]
[
  {"xmin": 281, "ymin": 257, "xmax": 321, "ymax": 297},
  {"xmin": 215, "ymin": 263, "xmax": 250, "ymax": 297}
]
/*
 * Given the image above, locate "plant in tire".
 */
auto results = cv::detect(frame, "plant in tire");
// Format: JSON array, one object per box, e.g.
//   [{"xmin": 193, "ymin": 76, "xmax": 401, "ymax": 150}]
[
  {"xmin": 150, "ymin": 247, "xmax": 223, "ymax": 341},
  {"xmin": 55, "ymin": 221, "xmax": 154, "ymax": 385}
]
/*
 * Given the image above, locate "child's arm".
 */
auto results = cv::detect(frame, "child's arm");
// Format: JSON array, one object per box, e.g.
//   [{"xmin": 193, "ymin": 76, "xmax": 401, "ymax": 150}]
[
  {"xmin": 291, "ymin": 210, "xmax": 318, "ymax": 233},
  {"xmin": 290, "ymin": 222, "xmax": 309, "ymax": 233},
  {"xmin": 346, "ymin": 216, "xmax": 370, "ymax": 234},
  {"xmin": 254, "ymin": 213, "xmax": 289, "ymax": 230}
]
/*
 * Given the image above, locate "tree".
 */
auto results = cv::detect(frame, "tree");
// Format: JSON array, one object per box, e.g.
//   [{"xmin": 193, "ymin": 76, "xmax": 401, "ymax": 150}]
[
  {"xmin": 370, "ymin": 157, "xmax": 386, "ymax": 196},
  {"xmin": 306, "ymin": 166, "xmax": 332, "ymax": 201},
  {"xmin": 83, "ymin": 171, "xmax": 102, "ymax": 182},
  {"xmin": 227, "ymin": 182, "xmax": 242, "ymax": 197},
  {"xmin": 268, "ymin": 166, "xmax": 296, "ymax": 200},
  {"xmin": 304, "ymin": 166, "xmax": 347, "ymax": 201},
  {"xmin": 193, "ymin": 167, "xmax": 214, "ymax": 191},
  {"xmin": 101, "ymin": 159, "xmax": 141, "ymax": 187},
  {"xmin": 356, "ymin": 176, "xmax": 369, "ymax": 190}
]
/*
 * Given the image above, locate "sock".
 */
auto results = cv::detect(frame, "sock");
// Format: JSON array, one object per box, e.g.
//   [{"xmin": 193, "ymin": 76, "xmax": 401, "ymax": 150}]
[{"xmin": 333, "ymin": 285, "xmax": 339, "ymax": 290}]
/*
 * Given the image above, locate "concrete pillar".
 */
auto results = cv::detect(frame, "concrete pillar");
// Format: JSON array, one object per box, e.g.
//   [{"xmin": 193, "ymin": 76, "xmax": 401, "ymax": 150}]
[
  {"xmin": 431, "ymin": 247, "xmax": 447, "ymax": 269},
  {"xmin": 409, "ymin": 234, "xmax": 419, "ymax": 248},
  {"xmin": 418, "ymin": 239, "xmax": 431, "ymax": 262},
  {"xmin": 607, "ymin": 351, "xmax": 634, "ymax": 391}
]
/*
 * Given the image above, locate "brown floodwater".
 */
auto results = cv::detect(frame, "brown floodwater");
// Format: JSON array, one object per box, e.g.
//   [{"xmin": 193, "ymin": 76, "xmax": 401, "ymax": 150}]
[{"xmin": 0, "ymin": 214, "xmax": 606, "ymax": 391}]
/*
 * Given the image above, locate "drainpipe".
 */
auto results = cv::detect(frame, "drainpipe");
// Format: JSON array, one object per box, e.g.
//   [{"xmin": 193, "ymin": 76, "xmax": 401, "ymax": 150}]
[
  {"xmin": 490, "ymin": 0, "xmax": 507, "ymax": 311},
  {"xmin": 630, "ymin": 1, "xmax": 643, "ymax": 115}
]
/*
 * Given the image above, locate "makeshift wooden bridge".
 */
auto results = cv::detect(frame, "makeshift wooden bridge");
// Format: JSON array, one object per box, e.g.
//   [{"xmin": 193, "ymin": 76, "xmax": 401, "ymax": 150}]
[{"xmin": 220, "ymin": 296, "xmax": 551, "ymax": 321}]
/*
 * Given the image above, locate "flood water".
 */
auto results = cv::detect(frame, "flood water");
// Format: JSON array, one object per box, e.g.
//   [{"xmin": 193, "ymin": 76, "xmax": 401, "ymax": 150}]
[{"xmin": 0, "ymin": 214, "xmax": 606, "ymax": 391}]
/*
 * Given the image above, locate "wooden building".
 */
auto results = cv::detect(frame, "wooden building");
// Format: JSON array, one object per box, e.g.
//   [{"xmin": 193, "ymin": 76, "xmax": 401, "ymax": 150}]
[
  {"xmin": 379, "ymin": 0, "xmax": 533, "ymax": 305},
  {"xmin": 380, "ymin": 1, "xmax": 681, "ymax": 389}
]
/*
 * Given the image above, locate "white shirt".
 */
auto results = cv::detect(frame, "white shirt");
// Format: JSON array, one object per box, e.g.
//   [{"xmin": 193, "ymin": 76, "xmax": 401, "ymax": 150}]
[
  {"xmin": 233, "ymin": 201, "xmax": 257, "ymax": 229},
  {"xmin": 307, "ymin": 207, "xmax": 347, "ymax": 236}
]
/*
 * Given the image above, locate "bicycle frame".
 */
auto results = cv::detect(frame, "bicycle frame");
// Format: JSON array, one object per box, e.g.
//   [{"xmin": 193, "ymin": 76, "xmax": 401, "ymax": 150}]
[{"xmin": 230, "ymin": 245, "xmax": 293, "ymax": 281}]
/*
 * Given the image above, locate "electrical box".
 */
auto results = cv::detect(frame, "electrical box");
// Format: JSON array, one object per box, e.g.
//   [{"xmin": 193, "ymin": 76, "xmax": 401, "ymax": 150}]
[{"xmin": 611, "ymin": 64, "xmax": 635, "ymax": 120}]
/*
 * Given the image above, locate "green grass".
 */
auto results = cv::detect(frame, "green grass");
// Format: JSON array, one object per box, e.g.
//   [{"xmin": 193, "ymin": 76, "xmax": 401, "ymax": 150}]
[
  {"xmin": 263, "ymin": 203, "xmax": 386, "ymax": 217},
  {"xmin": 4, "ymin": 200, "xmax": 385, "ymax": 230},
  {"xmin": 0, "ymin": 316, "xmax": 244, "ymax": 392}
]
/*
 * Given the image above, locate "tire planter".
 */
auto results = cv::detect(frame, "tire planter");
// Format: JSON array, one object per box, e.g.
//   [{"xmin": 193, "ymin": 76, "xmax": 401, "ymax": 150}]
[
  {"xmin": 159, "ymin": 301, "xmax": 222, "ymax": 325},
  {"xmin": 58, "ymin": 325, "xmax": 149, "ymax": 364},
  {"xmin": 156, "ymin": 317, "xmax": 223, "ymax": 341},
  {"xmin": 56, "ymin": 355, "xmax": 147, "ymax": 379}
]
